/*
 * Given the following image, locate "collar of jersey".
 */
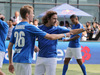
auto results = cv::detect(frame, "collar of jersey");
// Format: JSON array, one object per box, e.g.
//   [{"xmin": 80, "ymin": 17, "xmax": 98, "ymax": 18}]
[
  {"xmin": 43, "ymin": 25, "xmax": 54, "ymax": 29},
  {"xmin": 18, "ymin": 21, "xmax": 29, "ymax": 25},
  {"xmin": 20, "ymin": 21, "xmax": 28, "ymax": 23}
]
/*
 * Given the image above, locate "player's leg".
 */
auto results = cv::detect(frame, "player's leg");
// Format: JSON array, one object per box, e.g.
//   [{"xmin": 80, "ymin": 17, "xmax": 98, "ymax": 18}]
[
  {"xmin": 72, "ymin": 48, "xmax": 87, "ymax": 75},
  {"xmin": 62, "ymin": 58, "xmax": 71, "ymax": 75},
  {"xmin": 62, "ymin": 47, "xmax": 72, "ymax": 75},
  {"xmin": 14, "ymin": 63, "xmax": 32, "ymax": 75},
  {"xmin": 45, "ymin": 58, "xmax": 57, "ymax": 75},
  {"xmin": 0, "ymin": 51, "xmax": 5, "ymax": 75},
  {"xmin": 34, "ymin": 57, "xmax": 45, "ymax": 75},
  {"xmin": 77, "ymin": 59, "xmax": 86, "ymax": 75}
]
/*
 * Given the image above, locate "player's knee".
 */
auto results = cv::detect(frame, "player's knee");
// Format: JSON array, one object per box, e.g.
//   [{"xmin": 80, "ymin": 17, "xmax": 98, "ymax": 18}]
[
  {"xmin": 77, "ymin": 59, "xmax": 83, "ymax": 65},
  {"xmin": 64, "ymin": 59, "xmax": 69, "ymax": 64}
]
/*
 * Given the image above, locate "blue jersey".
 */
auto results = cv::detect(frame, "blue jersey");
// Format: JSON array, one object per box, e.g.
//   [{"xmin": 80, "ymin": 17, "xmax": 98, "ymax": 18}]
[
  {"xmin": 38, "ymin": 25, "xmax": 70, "ymax": 58},
  {"xmin": 10, "ymin": 22, "xmax": 46, "ymax": 63},
  {"xmin": 68, "ymin": 23, "xmax": 83, "ymax": 48},
  {"xmin": 0, "ymin": 20, "xmax": 8, "ymax": 52}
]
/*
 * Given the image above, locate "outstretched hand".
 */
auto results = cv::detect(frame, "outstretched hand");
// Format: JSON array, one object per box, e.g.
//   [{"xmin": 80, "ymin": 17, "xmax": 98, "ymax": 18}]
[
  {"xmin": 63, "ymin": 39, "xmax": 69, "ymax": 41},
  {"xmin": 66, "ymin": 32, "xmax": 73, "ymax": 37}
]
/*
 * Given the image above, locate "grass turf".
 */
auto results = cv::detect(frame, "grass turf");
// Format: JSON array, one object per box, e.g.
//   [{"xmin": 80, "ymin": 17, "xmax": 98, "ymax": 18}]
[{"xmin": 1, "ymin": 64, "xmax": 100, "ymax": 75}]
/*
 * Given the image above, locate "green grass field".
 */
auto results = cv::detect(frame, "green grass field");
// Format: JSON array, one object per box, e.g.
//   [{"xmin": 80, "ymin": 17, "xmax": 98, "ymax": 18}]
[{"xmin": 2, "ymin": 64, "xmax": 100, "ymax": 75}]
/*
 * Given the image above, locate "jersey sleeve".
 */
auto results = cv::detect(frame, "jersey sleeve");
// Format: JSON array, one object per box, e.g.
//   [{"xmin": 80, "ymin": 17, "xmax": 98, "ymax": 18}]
[
  {"xmin": 10, "ymin": 28, "xmax": 15, "ymax": 44},
  {"xmin": 0, "ymin": 19, "xmax": 9, "ymax": 29},
  {"xmin": 26, "ymin": 25, "xmax": 47, "ymax": 38},
  {"xmin": 57, "ymin": 26, "xmax": 70, "ymax": 34}
]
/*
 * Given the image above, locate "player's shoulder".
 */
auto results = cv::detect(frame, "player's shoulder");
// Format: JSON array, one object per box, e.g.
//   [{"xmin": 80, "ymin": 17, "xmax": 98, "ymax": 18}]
[
  {"xmin": 25, "ymin": 24, "xmax": 36, "ymax": 28},
  {"xmin": 3, "ymin": 21, "xmax": 8, "ymax": 25},
  {"xmin": 25, "ymin": 24, "xmax": 40, "ymax": 32},
  {"xmin": 57, "ymin": 26, "xmax": 67, "ymax": 29},
  {"xmin": 78, "ymin": 23, "xmax": 83, "ymax": 26},
  {"xmin": 77, "ymin": 23, "xmax": 83, "ymax": 28},
  {"xmin": 4, "ymin": 21, "xmax": 9, "ymax": 28}
]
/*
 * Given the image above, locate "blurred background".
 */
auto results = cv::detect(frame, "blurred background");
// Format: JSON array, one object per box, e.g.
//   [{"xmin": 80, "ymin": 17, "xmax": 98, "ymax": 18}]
[
  {"xmin": 0, "ymin": 0, "xmax": 99, "ymax": 23},
  {"xmin": 0, "ymin": 0, "xmax": 100, "ymax": 75}
]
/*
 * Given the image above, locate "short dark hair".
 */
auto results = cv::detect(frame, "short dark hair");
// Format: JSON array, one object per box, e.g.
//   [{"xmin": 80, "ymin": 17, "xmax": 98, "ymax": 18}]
[
  {"xmin": 60, "ymin": 21, "xmax": 64, "ymax": 26},
  {"xmin": 65, "ymin": 21, "xmax": 69, "ymax": 25},
  {"xmin": 9, "ymin": 19, "xmax": 13, "ymax": 22},
  {"xmin": 70, "ymin": 14, "xmax": 77, "ymax": 19}
]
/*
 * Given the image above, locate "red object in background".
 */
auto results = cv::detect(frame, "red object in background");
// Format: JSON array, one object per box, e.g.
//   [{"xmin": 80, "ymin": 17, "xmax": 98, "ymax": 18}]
[
  {"xmin": 81, "ymin": 46, "xmax": 91, "ymax": 63},
  {"xmin": 61, "ymin": 10, "xmax": 75, "ymax": 15}
]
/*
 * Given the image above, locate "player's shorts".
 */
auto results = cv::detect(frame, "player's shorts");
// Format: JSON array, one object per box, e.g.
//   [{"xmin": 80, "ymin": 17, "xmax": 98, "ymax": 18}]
[
  {"xmin": 14, "ymin": 63, "xmax": 31, "ymax": 75},
  {"xmin": 0, "ymin": 51, "xmax": 5, "ymax": 68},
  {"xmin": 65, "ymin": 47, "xmax": 82, "ymax": 59},
  {"xmin": 34, "ymin": 57, "xmax": 57, "ymax": 75}
]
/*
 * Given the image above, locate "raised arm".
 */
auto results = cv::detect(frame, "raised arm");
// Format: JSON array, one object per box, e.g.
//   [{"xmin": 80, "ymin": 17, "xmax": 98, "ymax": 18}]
[
  {"xmin": 0, "ymin": 15, "xmax": 6, "ymax": 27},
  {"xmin": 70, "ymin": 28, "xmax": 85, "ymax": 35},
  {"xmin": 63, "ymin": 35, "xmax": 80, "ymax": 41},
  {"xmin": 44, "ymin": 33, "xmax": 71, "ymax": 40},
  {"xmin": 27, "ymin": 25, "xmax": 71, "ymax": 40}
]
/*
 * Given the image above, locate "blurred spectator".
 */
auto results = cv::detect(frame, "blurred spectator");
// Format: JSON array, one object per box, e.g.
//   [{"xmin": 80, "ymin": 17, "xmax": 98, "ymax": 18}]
[
  {"xmin": 59, "ymin": 21, "xmax": 64, "ymax": 27},
  {"xmin": 98, "ymin": 23, "xmax": 100, "ymax": 30},
  {"xmin": 6, "ymin": 20, "xmax": 14, "ymax": 40},
  {"xmin": 86, "ymin": 21, "xmax": 92, "ymax": 40},
  {"xmin": 88, "ymin": 22, "xmax": 100, "ymax": 40},
  {"xmin": 33, "ymin": 19, "xmax": 39, "ymax": 27},
  {"xmin": 82, "ymin": 24, "xmax": 87, "ymax": 41},
  {"xmin": 65, "ymin": 21, "xmax": 71, "ymax": 30},
  {"xmin": 86, "ymin": 21, "xmax": 92, "ymax": 29},
  {"xmin": 92, "ymin": 31, "xmax": 100, "ymax": 40},
  {"xmin": 89, "ymin": 30, "xmax": 100, "ymax": 40},
  {"xmin": 29, "ymin": 21, "xmax": 33, "ymax": 25},
  {"xmin": 10, "ymin": 11, "xmax": 22, "ymax": 26},
  {"xmin": 85, "ymin": 21, "xmax": 100, "ymax": 40},
  {"xmin": 6, "ymin": 20, "xmax": 10, "ymax": 25},
  {"xmin": 59, "ymin": 21, "xmax": 70, "ymax": 40},
  {"xmin": 92, "ymin": 22, "xmax": 99, "ymax": 38}
]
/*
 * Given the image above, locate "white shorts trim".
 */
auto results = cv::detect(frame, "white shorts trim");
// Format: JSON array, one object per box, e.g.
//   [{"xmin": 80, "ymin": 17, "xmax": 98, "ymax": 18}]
[
  {"xmin": 14, "ymin": 63, "xmax": 31, "ymax": 75},
  {"xmin": 0, "ymin": 51, "xmax": 5, "ymax": 68},
  {"xmin": 34, "ymin": 57, "xmax": 57, "ymax": 75},
  {"xmin": 65, "ymin": 47, "xmax": 82, "ymax": 59}
]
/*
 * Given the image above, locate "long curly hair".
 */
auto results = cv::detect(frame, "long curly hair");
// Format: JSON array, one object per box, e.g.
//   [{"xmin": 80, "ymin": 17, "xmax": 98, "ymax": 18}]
[{"xmin": 42, "ymin": 11, "xmax": 57, "ymax": 25}]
